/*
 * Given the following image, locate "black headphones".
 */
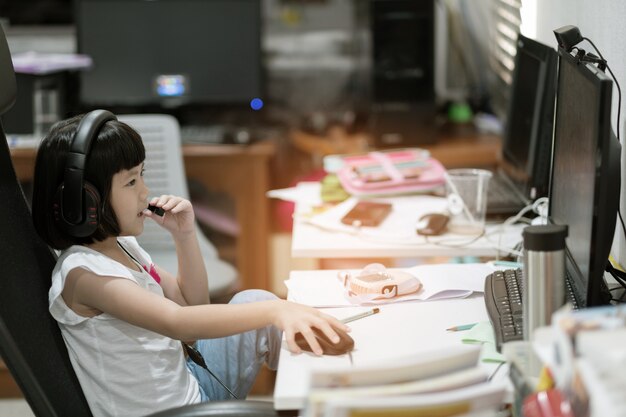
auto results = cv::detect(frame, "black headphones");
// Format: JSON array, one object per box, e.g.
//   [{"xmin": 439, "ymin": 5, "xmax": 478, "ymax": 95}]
[{"xmin": 53, "ymin": 110, "xmax": 117, "ymax": 237}]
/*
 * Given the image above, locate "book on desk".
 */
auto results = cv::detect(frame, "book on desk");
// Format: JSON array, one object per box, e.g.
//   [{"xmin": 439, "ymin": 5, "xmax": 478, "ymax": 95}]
[
  {"xmin": 303, "ymin": 346, "xmax": 506, "ymax": 417},
  {"xmin": 275, "ymin": 265, "xmax": 511, "ymax": 415}
]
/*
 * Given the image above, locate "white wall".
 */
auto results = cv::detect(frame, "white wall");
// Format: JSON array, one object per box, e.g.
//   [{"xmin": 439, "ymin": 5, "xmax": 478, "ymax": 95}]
[{"xmin": 531, "ymin": 1, "xmax": 626, "ymax": 267}]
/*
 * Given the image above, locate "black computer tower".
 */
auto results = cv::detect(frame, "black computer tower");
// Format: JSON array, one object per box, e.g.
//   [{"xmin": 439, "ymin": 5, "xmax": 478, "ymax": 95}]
[
  {"xmin": 2, "ymin": 72, "xmax": 67, "ymax": 136},
  {"xmin": 370, "ymin": 0, "xmax": 436, "ymax": 146}
]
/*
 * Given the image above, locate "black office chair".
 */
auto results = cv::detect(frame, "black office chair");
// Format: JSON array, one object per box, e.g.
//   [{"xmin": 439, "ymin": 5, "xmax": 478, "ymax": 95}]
[{"xmin": 0, "ymin": 25, "xmax": 277, "ymax": 417}]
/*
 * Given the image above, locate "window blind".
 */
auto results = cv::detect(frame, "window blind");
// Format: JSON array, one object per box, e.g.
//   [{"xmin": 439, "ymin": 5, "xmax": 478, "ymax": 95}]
[{"xmin": 490, "ymin": 0, "xmax": 522, "ymax": 120}]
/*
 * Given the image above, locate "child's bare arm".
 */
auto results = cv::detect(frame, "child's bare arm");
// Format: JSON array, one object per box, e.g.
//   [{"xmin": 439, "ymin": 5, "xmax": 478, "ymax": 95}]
[
  {"xmin": 70, "ymin": 269, "xmax": 349, "ymax": 356},
  {"xmin": 144, "ymin": 195, "xmax": 209, "ymax": 305}
]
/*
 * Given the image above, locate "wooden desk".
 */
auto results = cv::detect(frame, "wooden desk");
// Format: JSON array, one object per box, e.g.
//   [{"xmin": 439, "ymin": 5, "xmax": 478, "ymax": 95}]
[
  {"xmin": 291, "ymin": 184, "xmax": 525, "ymax": 259},
  {"xmin": 289, "ymin": 128, "xmax": 502, "ymax": 170},
  {"xmin": 424, "ymin": 132, "xmax": 502, "ymax": 169},
  {"xmin": 0, "ymin": 360, "xmax": 20, "ymax": 398},
  {"xmin": 10, "ymin": 140, "xmax": 276, "ymax": 292},
  {"xmin": 183, "ymin": 142, "xmax": 275, "ymax": 291}
]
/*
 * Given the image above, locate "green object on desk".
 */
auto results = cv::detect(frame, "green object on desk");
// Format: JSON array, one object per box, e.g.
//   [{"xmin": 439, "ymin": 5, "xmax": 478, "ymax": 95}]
[
  {"xmin": 448, "ymin": 102, "xmax": 473, "ymax": 123},
  {"xmin": 461, "ymin": 321, "xmax": 505, "ymax": 363},
  {"xmin": 492, "ymin": 260, "xmax": 523, "ymax": 269},
  {"xmin": 320, "ymin": 173, "xmax": 350, "ymax": 203}
]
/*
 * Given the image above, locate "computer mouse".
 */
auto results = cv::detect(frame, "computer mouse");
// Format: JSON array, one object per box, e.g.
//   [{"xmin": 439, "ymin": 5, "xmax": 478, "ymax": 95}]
[
  {"xmin": 416, "ymin": 213, "xmax": 449, "ymax": 236},
  {"xmin": 295, "ymin": 327, "xmax": 354, "ymax": 356},
  {"xmin": 223, "ymin": 128, "xmax": 253, "ymax": 145},
  {"xmin": 233, "ymin": 128, "xmax": 252, "ymax": 144}
]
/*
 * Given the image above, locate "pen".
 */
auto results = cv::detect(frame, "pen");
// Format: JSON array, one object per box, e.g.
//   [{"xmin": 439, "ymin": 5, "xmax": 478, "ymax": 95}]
[
  {"xmin": 341, "ymin": 308, "xmax": 380, "ymax": 324},
  {"xmin": 446, "ymin": 323, "xmax": 478, "ymax": 332},
  {"xmin": 491, "ymin": 260, "xmax": 523, "ymax": 269}
]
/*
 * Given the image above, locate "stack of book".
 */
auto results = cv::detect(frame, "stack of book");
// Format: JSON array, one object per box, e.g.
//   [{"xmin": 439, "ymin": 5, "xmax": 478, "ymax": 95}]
[
  {"xmin": 303, "ymin": 345, "xmax": 508, "ymax": 417},
  {"xmin": 543, "ymin": 305, "xmax": 626, "ymax": 417}
]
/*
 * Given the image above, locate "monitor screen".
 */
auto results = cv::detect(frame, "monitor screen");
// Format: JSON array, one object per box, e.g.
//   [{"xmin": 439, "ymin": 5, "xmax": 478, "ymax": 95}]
[
  {"xmin": 0, "ymin": 0, "xmax": 73, "ymax": 25},
  {"xmin": 548, "ymin": 47, "xmax": 620, "ymax": 307},
  {"xmin": 76, "ymin": 0, "xmax": 262, "ymax": 108},
  {"xmin": 501, "ymin": 34, "xmax": 556, "ymax": 200}
]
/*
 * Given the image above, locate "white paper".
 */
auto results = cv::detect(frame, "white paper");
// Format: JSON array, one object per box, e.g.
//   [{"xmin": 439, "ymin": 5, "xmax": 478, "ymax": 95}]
[
  {"xmin": 285, "ymin": 263, "xmax": 496, "ymax": 307},
  {"xmin": 266, "ymin": 182, "xmax": 323, "ymax": 207},
  {"xmin": 299, "ymin": 193, "xmax": 525, "ymax": 256},
  {"xmin": 318, "ymin": 382, "xmax": 506, "ymax": 417},
  {"xmin": 12, "ymin": 51, "xmax": 92, "ymax": 74},
  {"xmin": 306, "ymin": 195, "xmax": 450, "ymax": 242}
]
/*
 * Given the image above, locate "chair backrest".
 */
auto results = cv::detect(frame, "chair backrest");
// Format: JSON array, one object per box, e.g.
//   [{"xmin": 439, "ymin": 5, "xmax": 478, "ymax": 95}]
[
  {"xmin": 118, "ymin": 114, "xmax": 237, "ymax": 297},
  {"xmin": 0, "ymin": 25, "xmax": 92, "ymax": 416}
]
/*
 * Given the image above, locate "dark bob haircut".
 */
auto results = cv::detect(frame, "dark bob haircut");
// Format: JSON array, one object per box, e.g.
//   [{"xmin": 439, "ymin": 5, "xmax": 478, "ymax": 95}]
[{"xmin": 32, "ymin": 114, "xmax": 145, "ymax": 250}]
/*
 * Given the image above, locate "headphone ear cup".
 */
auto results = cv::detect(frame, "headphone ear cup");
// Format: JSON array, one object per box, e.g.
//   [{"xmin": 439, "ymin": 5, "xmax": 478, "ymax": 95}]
[
  {"xmin": 53, "ymin": 181, "xmax": 102, "ymax": 237},
  {"xmin": 82, "ymin": 181, "xmax": 102, "ymax": 233}
]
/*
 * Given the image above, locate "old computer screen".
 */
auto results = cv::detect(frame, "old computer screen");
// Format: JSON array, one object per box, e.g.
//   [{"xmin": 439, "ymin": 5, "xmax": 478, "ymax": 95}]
[
  {"xmin": 549, "ymin": 47, "xmax": 620, "ymax": 307},
  {"xmin": 501, "ymin": 34, "xmax": 556, "ymax": 199},
  {"xmin": 76, "ymin": 0, "xmax": 262, "ymax": 108}
]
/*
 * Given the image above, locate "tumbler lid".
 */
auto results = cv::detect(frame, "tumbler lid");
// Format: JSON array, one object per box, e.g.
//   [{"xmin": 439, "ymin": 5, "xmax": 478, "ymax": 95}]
[{"xmin": 523, "ymin": 225, "xmax": 569, "ymax": 251}]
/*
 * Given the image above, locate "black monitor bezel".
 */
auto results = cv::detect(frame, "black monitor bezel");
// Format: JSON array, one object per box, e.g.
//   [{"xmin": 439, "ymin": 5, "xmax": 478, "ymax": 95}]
[
  {"xmin": 75, "ymin": 0, "xmax": 263, "ymax": 109},
  {"xmin": 548, "ymin": 47, "xmax": 617, "ymax": 307},
  {"xmin": 501, "ymin": 34, "xmax": 557, "ymax": 200}
]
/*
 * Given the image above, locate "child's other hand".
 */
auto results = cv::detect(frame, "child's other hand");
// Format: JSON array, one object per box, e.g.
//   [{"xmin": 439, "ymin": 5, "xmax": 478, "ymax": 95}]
[
  {"xmin": 144, "ymin": 195, "xmax": 195, "ymax": 238},
  {"xmin": 272, "ymin": 300, "xmax": 350, "ymax": 356}
]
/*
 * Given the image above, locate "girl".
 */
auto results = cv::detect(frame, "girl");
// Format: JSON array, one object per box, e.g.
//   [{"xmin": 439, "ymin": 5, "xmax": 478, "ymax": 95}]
[{"xmin": 31, "ymin": 112, "xmax": 349, "ymax": 417}]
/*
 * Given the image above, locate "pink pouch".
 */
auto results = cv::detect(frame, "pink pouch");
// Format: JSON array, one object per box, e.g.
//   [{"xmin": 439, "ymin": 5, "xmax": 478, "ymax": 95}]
[{"xmin": 336, "ymin": 148, "xmax": 446, "ymax": 196}]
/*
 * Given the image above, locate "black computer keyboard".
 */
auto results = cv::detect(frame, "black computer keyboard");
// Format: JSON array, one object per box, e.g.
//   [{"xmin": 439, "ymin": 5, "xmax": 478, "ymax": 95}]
[
  {"xmin": 181, "ymin": 125, "xmax": 227, "ymax": 144},
  {"xmin": 484, "ymin": 268, "xmax": 524, "ymax": 351},
  {"xmin": 486, "ymin": 174, "xmax": 527, "ymax": 215}
]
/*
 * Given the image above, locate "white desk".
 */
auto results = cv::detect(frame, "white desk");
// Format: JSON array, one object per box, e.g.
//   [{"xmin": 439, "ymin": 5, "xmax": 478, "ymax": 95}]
[
  {"xmin": 273, "ymin": 268, "xmax": 504, "ymax": 411},
  {"xmin": 290, "ymin": 182, "xmax": 525, "ymax": 259}
]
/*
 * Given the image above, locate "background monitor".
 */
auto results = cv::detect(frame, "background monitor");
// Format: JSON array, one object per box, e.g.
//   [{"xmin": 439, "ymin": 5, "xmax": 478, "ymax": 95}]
[
  {"xmin": 548, "ymin": 47, "xmax": 621, "ymax": 307},
  {"xmin": 76, "ymin": 0, "xmax": 262, "ymax": 114},
  {"xmin": 0, "ymin": 0, "xmax": 73, "ymax": 25},
  {"xmin": 501, "ymin": 34, "xmax": 557, "ymax": 201}
]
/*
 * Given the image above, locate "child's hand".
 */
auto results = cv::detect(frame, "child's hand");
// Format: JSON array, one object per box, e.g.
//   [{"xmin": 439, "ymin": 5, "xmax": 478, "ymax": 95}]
[
  {"xmin": 272, "ymin": 300, "xmax": 350, "ymax": 356},
  {"xmin": 144, "ymin": 195, "xmax": 195, "ymax": 238}
]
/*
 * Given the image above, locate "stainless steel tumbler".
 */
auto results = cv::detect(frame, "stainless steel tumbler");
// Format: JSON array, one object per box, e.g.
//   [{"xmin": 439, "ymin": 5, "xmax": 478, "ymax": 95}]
[{"xmin": 522, "ymin": 224, "xmax": 568, "ymax": 341}]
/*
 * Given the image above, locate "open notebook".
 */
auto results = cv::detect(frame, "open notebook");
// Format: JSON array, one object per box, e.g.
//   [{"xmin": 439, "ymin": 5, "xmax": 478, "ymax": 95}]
[{"xmin": 285, "ymin": 263, "xmax": 496, "ymax": 308}]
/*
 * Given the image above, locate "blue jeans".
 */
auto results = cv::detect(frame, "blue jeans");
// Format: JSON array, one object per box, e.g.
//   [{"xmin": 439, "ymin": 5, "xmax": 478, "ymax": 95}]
[{"xmin": 186, "ymin": 290, "xmax": 283, "ymax": 401}]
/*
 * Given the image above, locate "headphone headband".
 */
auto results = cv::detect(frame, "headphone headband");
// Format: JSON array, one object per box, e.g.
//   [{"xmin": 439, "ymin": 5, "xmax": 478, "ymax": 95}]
[{"xmin": 61, "ymin": 109, "xmax": 117, "ymax": 229}]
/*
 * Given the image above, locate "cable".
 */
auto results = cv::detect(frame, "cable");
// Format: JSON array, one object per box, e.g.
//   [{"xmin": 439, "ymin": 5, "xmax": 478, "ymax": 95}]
[
  {"xmin": 183, "ymin": 342, "xmax": 239, "ymax": 399},
  {"xmin": 424, "ymin": 229, "xmax": 485, "ymax": 248},
  {"xmin": 488, "ymin": 361, "xmax": 506, "ymax": 382},
  {"xmin": 573, "ymin": 38, "xmax": 626, "ymax": 247},
  {"xmin": 619, "ymin": 211, "xmax": 626, "ymax": 249},
  {"xmin": 605, "ymin": 263, "xmax": 626, "ymax": 305},
  {"xmin": 500, "ymin": 198, "xmax": 546, "ymax": 228},
  {"xmin": 581, "ymin": 37, "xmax": 626, "ymax": 247},
  {"xmin": 583, "ymin": 37, "xmax": 621, "ymax": 143},
  {"xmin": 323, "ymin": 223, "xmax": 524, "ymax": 259}
]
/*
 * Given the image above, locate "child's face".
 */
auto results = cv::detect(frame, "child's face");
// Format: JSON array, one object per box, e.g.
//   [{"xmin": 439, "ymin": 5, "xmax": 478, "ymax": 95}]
[{"xmin": 109, "ymin": 163, "xmax": 150, "ymax": 236}]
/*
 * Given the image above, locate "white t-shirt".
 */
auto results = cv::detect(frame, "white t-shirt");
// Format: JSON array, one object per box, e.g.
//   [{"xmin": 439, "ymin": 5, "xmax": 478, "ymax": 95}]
[{"xmin": 49, "ymin": 236, "xmax": 201, "ymax": 417}]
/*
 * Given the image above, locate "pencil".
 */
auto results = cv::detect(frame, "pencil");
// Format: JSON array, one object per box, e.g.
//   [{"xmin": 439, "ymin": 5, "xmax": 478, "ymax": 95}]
[
  {"xmin": 341, "ymin": 308, "xmax": 380, "ymax": 324},
  {"xmin": 446, "ymin": 323, "xmax": 478, "ymax": 332}
]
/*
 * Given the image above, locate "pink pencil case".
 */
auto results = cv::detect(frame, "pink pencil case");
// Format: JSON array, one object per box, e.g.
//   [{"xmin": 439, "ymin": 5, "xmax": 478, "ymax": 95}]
[{"xmin": 336, "ymin": 148, "xmax": 446, "ymax": 196}]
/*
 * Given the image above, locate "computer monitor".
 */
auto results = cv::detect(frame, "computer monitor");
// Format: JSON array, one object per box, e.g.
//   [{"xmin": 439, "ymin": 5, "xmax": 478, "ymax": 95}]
[
  {"xmin": 0, "ymin": 0, "xmax": 73, "ymax": 25},
  {"xmin": 501, "ymin": 34, "xmax": 557, "ymax": 201},
  {"xmin": 76, "ymin": 0, "xmax": 262, "ymax": 111},
  {"xmin": 548, "ymin": 47, "xmax": 621, "ymax": 307}
]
